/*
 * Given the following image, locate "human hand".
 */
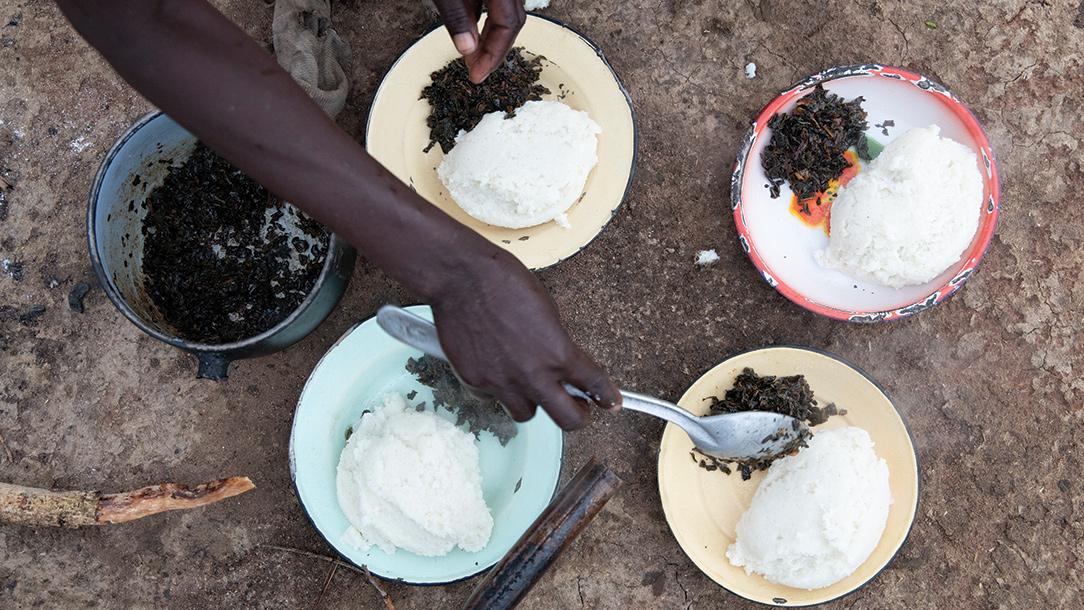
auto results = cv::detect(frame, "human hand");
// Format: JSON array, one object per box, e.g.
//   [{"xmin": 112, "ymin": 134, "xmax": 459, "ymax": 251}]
[
  {"xmin": 428, "ymin": 249, "xmax": 621, "ymax": 431},
  {"xmin": 432, "ymin": 0, "xmax": 526, "ymax": 83}
]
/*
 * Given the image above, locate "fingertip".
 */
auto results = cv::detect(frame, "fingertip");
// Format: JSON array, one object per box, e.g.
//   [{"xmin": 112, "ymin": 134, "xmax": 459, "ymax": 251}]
[
  {"xmin": 555, "ymin": 411, "xmax": 587, "ymax": 432},
  {"xmin": 541, "ymin": 395, "xmax": 589, "ymax": 431},
  {"xmin": 467, "ymin": 62, "xmax": 490, "ymax": 84},
  {"xmin": 452, "ymin": 32, "xmax": 478, "ymax": 55}
]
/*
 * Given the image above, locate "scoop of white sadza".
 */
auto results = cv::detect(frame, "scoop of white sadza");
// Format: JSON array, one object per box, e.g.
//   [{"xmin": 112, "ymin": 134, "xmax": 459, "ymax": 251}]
[
  {"xmin": 336, "ymin": 393, "xmax": 493, "ymax": 557},
  {"xmin": 438, "ymin": 100, "xmax": 601, "ymax": 230},
  {"xmin": 727, "ymin": 426, "xmax": 893, "ymax": 590},
  {"xmin": 815, "ymin": 125, "xmax": 983, "ymax": 288}
]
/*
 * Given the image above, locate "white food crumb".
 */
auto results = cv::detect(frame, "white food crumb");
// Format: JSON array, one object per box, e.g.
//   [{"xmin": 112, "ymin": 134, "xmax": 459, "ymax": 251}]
[
  {"xmin": 745, "ymin": 62, "xmax": 757, "ymax": 79},
  {"xmin": 70, "ymin": 136, "xmax": 90, "ymax": 153},
  {"xmin": 524, "ymin": 0, "xmax": 550, "ymax": 9},
  {"xmin": 696, "ymin": 249, "xmax": 720, "ymax": 265}
]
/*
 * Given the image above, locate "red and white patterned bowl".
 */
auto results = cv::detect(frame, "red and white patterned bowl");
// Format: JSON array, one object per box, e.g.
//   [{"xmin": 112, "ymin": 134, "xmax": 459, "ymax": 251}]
[{"xmin": 731, "ymin": 65, "xmax": 999, "ymax": 322}]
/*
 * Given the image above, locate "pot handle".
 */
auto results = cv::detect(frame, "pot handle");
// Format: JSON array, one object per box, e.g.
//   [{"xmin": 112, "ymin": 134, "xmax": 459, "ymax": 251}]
[{"xmin": 196, "ymin": 352, "xmax": 231, "ymax": 380}]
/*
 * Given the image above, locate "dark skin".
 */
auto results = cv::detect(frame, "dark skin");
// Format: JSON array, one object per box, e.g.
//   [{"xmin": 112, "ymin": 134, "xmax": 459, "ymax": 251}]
[
  {"xmin": 55, "ymin": 0, "xmax": 621, "ymax": 430},
  {"xmin": 433, "ymin": 0, "xmax": 526, "ymax": 83}
]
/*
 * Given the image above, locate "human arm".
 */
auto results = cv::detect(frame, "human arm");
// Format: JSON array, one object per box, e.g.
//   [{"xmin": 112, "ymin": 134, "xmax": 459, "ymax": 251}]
[{"xmin": 54, "ymin": 0, "xmax": 619, "ymax": 429}]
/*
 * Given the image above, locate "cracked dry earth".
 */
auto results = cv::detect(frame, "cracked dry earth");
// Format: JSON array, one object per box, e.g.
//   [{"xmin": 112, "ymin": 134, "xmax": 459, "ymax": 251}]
[{"xmin": 1, "ymin": 0, "xmax": 1082, "ymax": 609}]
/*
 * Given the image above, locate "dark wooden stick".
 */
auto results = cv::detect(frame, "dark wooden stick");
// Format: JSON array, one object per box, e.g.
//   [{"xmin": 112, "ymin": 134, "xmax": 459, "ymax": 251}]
[{"xmin": 461, "ymin": 458, "xmax": 623, "ymax": 610}]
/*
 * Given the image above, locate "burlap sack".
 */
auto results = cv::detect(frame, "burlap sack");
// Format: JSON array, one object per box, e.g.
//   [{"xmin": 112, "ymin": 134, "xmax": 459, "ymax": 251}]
[{"xmin": 272, "ymin": 0, "xmax": 352, "ymax": 118}]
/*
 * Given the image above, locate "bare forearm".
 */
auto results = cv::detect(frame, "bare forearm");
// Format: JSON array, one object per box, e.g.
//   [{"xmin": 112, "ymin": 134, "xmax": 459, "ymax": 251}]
[
  {"xmin": 56, "ymin": 0, "xmax": 499, "ymax": 301},
  {"xmin": 57, "ymin": 0, "xmax": 622, "ymax": 427}
]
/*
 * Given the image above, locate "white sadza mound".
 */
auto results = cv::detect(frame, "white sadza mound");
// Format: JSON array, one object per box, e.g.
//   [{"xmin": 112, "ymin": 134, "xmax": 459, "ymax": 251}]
[
  {"xmin": 814, "ymin": 125, "xmax": 983, "ymax": 288},
  {"xmin": 336, "ymin": 393, "xmax": 493, "ymax": 557},
  {"xmin": 438, "ymin": 100, "xmax": 601, "ymax": 229},
  {"xmin": 727, "ymin": 426, "xmax": 893, "ymax": 590}
]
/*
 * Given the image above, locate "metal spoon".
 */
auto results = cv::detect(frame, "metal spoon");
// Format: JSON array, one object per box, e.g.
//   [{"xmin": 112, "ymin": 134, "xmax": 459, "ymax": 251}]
[{"xmin": 375, "ymin": 305, "xmax": 809, "ymax": 462}]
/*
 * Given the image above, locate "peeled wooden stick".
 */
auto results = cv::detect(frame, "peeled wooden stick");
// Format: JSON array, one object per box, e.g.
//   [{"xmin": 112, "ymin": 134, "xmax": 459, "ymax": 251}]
[{"xmin": 0, "ymin": 477, "xmax": 255, "ymax": 528}]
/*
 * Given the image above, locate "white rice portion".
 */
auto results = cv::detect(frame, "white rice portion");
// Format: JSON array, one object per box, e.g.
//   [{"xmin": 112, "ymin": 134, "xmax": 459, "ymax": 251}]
[
  {"xmin": 813, "ymin": 125, "xmax": 983, "ymax": 288},
  {"xmin": 336, "ymin": 392, "xmax": 493, "ymax": 557},
  {"xmin": 727, "ymin": 426, "xmax": 892, "ymax": 590},
  {"xmin": 438, "ymin": 100, "xmax": 601, "ymax": 229}
]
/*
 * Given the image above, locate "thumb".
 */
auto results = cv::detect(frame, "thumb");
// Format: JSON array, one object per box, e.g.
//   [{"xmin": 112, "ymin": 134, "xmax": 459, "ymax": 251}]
[{"xmin": 433, "ymin": 0, "xmax": 483, "ymax": 56}]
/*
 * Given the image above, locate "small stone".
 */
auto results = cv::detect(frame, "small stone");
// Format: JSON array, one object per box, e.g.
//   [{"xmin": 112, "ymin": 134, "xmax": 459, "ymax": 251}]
[
  {"xmin": 19, "ymin": 305, "xmax": 45, "ymax": 326},
  {"xmin": 2, "ymin": 259, "xmax": 23, "ymax": 280},
  {"xmin": 68, "ymin": 282, "xmax": 90, "ymax": 313}
]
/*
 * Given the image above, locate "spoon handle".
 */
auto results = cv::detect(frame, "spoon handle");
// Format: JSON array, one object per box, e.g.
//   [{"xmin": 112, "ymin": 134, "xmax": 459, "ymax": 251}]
[{"xmin": 616, "ymin": 391, "xmax": 714, "ymax": 448}]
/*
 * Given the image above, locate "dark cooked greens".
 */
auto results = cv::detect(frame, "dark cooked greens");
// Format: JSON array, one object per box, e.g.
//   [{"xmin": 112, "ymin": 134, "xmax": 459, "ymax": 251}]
[
  {"xmin": 141, "ymin": 142, "xmax": 329, "ymax": 344},
  {"xmin": 762, "ymin": 83, "xmax": 870, "ymax": 202},
  {"xmin": 694, "ymin": 367, "xmax": 845, "ymax": 480},
  {"xmin": 406, "ymin": 354, "xmax": 518, "ymax": 446},
  {"xmin": 420, "ymin": 47, "xmax": 549, "ymax": 154}
]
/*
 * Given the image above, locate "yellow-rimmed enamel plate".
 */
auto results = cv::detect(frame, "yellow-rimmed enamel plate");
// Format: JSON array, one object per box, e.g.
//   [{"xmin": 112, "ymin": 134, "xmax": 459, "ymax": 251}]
[
  {"xmin": 658, "ymin": 346, "xmax": 919, "ymax": 606},
  {"xmin": 365, "ymin": 14, "xmax": 637, "ymax": 270}
]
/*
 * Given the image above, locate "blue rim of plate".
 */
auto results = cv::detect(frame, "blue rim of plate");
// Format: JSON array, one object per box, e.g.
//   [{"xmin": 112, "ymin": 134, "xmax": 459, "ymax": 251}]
[{"xmin": 289, "ymin": 305, "xmax": 565, "ymax": 584}]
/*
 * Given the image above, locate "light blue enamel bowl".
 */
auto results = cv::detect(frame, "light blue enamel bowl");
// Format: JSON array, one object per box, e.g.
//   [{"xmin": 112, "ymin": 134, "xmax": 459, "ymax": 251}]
[{"xmin": 289, "ymin": 305, "xmax": 564, "ymax": 583}]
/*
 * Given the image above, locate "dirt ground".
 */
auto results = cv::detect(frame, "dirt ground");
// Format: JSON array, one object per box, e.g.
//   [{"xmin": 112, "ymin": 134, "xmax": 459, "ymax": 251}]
[{"xmin": 1, "ymin": 0, "xmax": 1082, "ymax": 608}]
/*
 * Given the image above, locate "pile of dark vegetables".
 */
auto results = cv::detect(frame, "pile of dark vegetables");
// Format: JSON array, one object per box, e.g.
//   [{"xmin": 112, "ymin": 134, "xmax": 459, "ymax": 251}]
[
  {"xmin": 694, "ymin": 367, "xmax": 845, "ymax": 480},
  {"xmin": 420, "ymin": 47, "xmax": 549, "ymax": 154},
  {"xmin": 762, "ymin": 83, "xmax": 870, "ymax": 202},
  {"xmin": 141, "ymin": 143, "xmax": 329, "ymax": 344}
]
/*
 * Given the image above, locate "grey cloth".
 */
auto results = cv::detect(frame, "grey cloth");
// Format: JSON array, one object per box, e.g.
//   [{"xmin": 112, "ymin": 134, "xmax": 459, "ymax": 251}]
[{"xmin": 273, "ymin": 0, "xmax": 352, "ymax": 118}]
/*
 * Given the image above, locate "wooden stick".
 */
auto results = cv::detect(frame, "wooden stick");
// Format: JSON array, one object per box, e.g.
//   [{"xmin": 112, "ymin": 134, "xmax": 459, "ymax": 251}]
[
  {"xmin": 0, "ymin": 483, "xmax": 100, "ymax": 527},
  {"xmin": 259, "ymin": 545, "xmax": 397, "ymax": 610},
  {"xmin": 311, "ymin": 563, "xmax": 338, "ymax": 610},
  {"xmin": 97, "ymin": 476, "xmax": 254, "ymax": 523},
  {"xmin": 0, "ymin": 430, "xmax": 13, "ymax": 463},
  {"xmin": 0, "ymin": 477, "xmax": 254, "ymax": 528}
]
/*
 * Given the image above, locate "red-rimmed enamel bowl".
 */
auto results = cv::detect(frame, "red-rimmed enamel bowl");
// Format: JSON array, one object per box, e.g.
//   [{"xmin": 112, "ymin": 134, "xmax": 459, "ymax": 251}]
[{"xmin": 731, "ymin": 65, "xmax": 999, "ymax": 322}]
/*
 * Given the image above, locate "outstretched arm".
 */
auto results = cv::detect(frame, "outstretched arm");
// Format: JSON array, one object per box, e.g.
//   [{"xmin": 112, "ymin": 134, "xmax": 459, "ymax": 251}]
[{"xmin": 55, "ymin": 0, "xmax": 620, "ymax": 429}]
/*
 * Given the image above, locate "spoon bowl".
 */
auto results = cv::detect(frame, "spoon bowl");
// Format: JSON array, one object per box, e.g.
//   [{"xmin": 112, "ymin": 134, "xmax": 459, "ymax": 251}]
[{"xmin": 617, "ymin": 390, "xmax": 809, "ymax": 461}]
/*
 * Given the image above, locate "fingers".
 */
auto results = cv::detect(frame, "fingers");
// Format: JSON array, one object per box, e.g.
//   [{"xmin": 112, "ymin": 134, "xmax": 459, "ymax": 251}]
[
  {"xmin": 564, "ymin": 348, "xmax": 623, "ymax": 413},
  {"xmin": 455, "ymin": 345, "xmax": 618, "ymax": 431},
  {"xmin": 432, "ymin": 0, "xmax": 481, "ymax": 55},
  {"xmin": 466, "ymin": 0, "xmax": 526, "ymax": 83},
  {"xmin": 537, "ymin": 384, "xmax": 593, "ymax": 431},
  {"xmin": 470, "ymin": 374, "xmax": 596, "ymax": 431},
  {"xmin": 497, "ymin": 383, "xmax": 590, "ymax": 431}
]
